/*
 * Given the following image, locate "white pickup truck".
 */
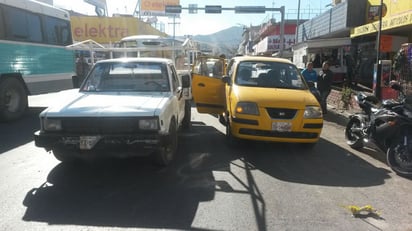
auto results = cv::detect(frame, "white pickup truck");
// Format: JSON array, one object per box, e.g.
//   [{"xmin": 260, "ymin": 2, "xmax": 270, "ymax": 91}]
[{"xmin": 34, "ymin": 57, "xmax": 192, "ymax": 166}]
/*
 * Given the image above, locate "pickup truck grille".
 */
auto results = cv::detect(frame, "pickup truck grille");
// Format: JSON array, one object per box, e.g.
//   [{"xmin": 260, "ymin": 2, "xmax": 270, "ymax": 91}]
[{"xmin": 60, "ymin": 117, "xmax": 143, "ymax": 134}]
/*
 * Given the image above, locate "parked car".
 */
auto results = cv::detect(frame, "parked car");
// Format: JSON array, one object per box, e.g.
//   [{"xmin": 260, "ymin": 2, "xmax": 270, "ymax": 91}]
[
  {"xmin": 192, "ymin": 55, "xmax": 323, "ymax": 147},
  {"xmin": 34, "ymin": 57, "xmax": 192, "ymax": 166}
]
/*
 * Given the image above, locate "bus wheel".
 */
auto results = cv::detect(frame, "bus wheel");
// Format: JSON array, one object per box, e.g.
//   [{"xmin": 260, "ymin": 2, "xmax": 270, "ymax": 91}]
[{"xmin": 0, "ymin": 78, "xmax": 28, "ymax": 121}]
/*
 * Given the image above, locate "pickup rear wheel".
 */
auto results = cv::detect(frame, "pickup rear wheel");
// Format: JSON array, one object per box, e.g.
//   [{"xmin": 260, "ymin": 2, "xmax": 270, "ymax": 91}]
[
  {"xmin": 0, "ymin": 77, "xmax": 28, "ymax": 121},
  {"xmin": 153, "ymin": 120, "xmax": 178, "ymax": 166},
  {"xmin": 181, "ymin": 100, "xmax": 191, "ymax": 130}
]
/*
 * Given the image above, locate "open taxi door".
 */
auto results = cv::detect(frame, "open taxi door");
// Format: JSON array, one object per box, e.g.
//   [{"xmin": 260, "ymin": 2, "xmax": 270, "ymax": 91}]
[{"xmin": 191, "ymin": 56, "xmax": 226, "ymax": 114}]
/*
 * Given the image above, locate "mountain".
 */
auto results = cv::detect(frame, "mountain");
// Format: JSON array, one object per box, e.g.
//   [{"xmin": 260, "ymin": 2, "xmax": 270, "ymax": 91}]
[{"xmin": 178, "ymin": 26, "xmax": 244, "ymax": 56}]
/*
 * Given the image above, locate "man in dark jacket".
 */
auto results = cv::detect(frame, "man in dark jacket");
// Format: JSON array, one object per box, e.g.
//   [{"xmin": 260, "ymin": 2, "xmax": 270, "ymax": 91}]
[{"xmin": 317, "ymin": 61, "xmax": 333, "ymax": 114}]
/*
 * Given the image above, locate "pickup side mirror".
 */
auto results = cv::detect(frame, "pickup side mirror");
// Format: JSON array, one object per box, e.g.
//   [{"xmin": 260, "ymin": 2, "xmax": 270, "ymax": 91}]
[
  {"xmin": 181, "ymin": 74, "xmax": 191, "ymax": 88},
  {"xmin": 222, "ymin": 76, "xmax": 231, "ymax": 85}
]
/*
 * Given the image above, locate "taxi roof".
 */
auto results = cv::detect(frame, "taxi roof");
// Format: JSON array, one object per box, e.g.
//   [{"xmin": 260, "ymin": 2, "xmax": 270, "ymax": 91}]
[{"xmin": 232, "ymin": 55, "xmax": 293, "ymax": 64}]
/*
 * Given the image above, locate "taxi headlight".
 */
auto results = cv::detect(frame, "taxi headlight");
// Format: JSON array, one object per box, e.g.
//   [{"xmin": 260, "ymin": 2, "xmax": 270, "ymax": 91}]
[
  {"xmin": 43, "ymin": 119, "xmax": 62, "ymax": 131},
  {"xmin": 235, "ymin": 102, "xmax": 259, "ymax": 115},
  {"xmin": 139, "ymin": 118, "xmax": 159, "ymax": 130},
  {"xmin": 304, "ymin": 106, "xmax": 323, "ymax": 119}
]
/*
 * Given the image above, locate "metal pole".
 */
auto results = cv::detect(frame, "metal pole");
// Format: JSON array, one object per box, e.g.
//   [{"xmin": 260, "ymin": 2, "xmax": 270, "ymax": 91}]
[
  {"xmin": 296, "ymin": 0, "xmax": 301, "ymax": 44},
  {"xmin": 279, "ymin": 6, "xmax": 285, "ymax": 57},
  {"xmin": 173, "ymin": 16, "xmax": 176, "ymax": 61},
  {"xmin": 375, "ymin": 0, "xmax": 384, "ymax": 100}
]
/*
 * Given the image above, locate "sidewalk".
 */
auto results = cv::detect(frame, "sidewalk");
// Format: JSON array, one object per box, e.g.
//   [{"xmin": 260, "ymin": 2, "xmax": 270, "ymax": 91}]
[{"xmin": 323, "ymin": 88, "xmax": 361, "ymax": 126}]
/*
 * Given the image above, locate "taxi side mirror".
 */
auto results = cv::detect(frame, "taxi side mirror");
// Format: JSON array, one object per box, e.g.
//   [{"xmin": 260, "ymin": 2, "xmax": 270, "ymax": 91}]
[{"xmin": 222, "ymin": 76, "xmax": 231, "ymax": 85}]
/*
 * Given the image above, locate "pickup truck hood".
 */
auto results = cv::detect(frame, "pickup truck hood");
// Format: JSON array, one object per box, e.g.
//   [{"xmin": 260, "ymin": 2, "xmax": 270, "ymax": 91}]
[{"xmin": 42, "ymin": 92, "xmax": 171, "ymax": 117}]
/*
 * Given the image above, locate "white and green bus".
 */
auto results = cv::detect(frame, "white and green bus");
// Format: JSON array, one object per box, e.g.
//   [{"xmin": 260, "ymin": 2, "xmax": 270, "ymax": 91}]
[{"xmin": 0, "ymin": 0, "xmax": 74, "ymax": 121}]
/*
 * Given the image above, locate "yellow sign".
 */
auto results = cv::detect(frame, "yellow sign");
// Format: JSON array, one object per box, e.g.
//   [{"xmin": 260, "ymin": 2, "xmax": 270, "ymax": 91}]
[
  {"xmin": 140, "ymin": 0, "xmax": 180, "ymax": 16},
  {"xmin": 351, "ymin": 10, "xmax": 412, "ymax": 38},
  {"xmin": 71, "ymin": 16, "xmax": 139, "ymax": 43}
]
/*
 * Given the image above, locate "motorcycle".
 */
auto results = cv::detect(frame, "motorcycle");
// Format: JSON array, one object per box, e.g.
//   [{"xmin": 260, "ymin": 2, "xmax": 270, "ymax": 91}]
[{"xmin": 345, "ymin": 82, "xmax": 412, "ymax": 176}]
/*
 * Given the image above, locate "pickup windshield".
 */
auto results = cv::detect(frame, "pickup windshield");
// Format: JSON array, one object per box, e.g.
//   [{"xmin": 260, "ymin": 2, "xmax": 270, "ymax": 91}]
[
  {"xmin": 81, "ymin": 61, "xmax": 170, "ymax": 92},
  {"xmin": 235, "ymin": 61, "xmax": 307, "ymax": 90}
]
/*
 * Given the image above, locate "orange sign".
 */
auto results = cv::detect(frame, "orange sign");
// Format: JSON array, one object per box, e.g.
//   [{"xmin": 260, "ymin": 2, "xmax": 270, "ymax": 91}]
[
  {"xmin": 140, "ymin": 0, "xmax": 180, "ymax": 16},
  {"xmin": 380, "ymin": 35, "xmax": 393, "ymax": 52}
]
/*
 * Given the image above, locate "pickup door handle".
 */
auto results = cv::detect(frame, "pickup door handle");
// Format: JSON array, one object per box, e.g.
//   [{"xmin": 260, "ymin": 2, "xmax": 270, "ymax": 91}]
[{"xmin": 198, "ymin": 83, "xmax": 205, "ymax": 87}]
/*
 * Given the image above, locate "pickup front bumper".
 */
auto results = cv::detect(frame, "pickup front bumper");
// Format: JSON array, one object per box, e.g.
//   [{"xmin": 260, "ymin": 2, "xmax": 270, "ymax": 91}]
[{"xmin": 34, "ymin": 130, "xmax": 167, "ymax": 157}]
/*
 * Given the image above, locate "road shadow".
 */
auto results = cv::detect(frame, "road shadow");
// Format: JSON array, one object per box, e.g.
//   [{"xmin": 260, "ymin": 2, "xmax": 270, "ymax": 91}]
[
  {"xmin": 22, "ymin": 121, "xmax": 233, "ymax": 230},
  {"xmin": 232, "ymin": 138, "xmax": 392, "ymax": 187},
  {"xmin": 21, "ymin": 119, "xmax": 393, "ymax": 230},
  {"xmin": 0, "ymin": 107, "xmax": 43, "ymax": 154}
]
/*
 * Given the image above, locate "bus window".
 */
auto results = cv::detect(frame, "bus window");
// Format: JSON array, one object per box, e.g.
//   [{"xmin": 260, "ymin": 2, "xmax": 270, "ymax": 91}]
[
  {"xmin": 44, "ymin": 16, "xmax": 72, "ymax": 45},
  {"xmin": 4, "ymin": 7, "xmax": 42, "ymax": 43},
  {"xmin": 0, "ymin": 7, "xmax": 4, "ymax": 38}
]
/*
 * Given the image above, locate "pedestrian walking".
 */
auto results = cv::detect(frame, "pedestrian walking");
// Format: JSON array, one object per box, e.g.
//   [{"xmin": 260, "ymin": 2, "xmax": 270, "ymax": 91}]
[
  {"xmin": 301, "ymin": 62, "xmax": 317, "ymax": 83},
  {"xmin": 317, "ymin": 61, "xmax": 333, "ymax": 114},
  {"xmin": 75, "ymin": 54, "xmax": 90, "ymax": 85}
]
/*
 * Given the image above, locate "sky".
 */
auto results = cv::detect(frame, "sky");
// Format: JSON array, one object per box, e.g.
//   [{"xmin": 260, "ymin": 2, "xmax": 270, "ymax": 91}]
[{"xmin": 53, "ymin": 0, "xmax": 333, "ymax": 36}]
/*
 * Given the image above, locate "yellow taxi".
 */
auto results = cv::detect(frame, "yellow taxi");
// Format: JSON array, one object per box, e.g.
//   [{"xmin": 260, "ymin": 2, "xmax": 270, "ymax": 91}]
[{"xmin": 192, "ymin": 55, "xmax": 323, "ymax": 147}]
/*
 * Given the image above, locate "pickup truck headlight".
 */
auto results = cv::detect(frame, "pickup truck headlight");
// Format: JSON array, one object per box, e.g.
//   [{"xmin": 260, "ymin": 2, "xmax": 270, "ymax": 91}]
[
  {"xmin": 304, "ymin": 106, "xmax": 322, "ymax": 119},
  {"xmin": 235, "ymin": 102, "xmax": 259, "ymax": 115},
  {"xmin": 43, "ymin": 118, "xmax": 62, "ymax": 131},
  {"xmin": 139, "ymin": 118, "xmax": 159, "ymax": 130}
]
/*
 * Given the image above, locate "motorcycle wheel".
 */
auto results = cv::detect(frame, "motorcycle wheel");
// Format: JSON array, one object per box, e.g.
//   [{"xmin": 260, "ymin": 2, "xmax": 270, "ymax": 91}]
[
  {"xmin": 345, "ymin": 118, "xmax": 364, "ymax": 149},
  {"xmin": 387, "ymin": 139, "xmax": 412, "ymax": 177}
]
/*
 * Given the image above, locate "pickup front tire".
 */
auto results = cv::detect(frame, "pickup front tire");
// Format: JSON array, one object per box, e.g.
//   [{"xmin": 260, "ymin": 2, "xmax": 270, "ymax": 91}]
[
  {"xmin": 52, "ymin": 147, "xmax": 77, "ymax": 163},
  {"xmin": 153, "ymin": 119, "xmax": 178, "ymax": 166}
]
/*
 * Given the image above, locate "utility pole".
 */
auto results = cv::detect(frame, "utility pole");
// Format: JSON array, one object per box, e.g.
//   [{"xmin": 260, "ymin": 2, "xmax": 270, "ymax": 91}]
[
  {"xmin": 168, "ymin": 16, "xmax": 180, "ymax": 60},
  {"xmin": 374, "ymin": 0, "xmax": 384, "ymax": 100},
  {"xmin": 296, "ymin": 0, "xmax": 301, "ymax": 44}
]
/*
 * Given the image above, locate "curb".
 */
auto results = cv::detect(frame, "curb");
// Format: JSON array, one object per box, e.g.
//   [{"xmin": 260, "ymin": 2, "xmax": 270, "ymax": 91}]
[{"xmin": 323, "ymin": 105, "xmax": 351, "ymax": 127}]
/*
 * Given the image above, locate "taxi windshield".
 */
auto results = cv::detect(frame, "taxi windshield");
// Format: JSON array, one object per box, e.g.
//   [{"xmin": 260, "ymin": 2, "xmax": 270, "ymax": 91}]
[{"xmin": 234, "ymin": 61, "xmax": 307, "ymax": 90}]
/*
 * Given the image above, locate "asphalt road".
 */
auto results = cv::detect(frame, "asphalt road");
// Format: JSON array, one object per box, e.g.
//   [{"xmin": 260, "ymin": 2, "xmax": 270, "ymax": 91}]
[{"xmin": 0, "ymin": 92, "xmax": 411, "ymax": 231}]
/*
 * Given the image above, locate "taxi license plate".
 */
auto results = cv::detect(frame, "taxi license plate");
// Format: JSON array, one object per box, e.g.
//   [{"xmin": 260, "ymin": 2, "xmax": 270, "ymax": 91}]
[
  {"xmin": 79, "ymin": 136, "xmax": 101, "ymax": 150},
  {"xmin": 272, "ymin": 122, "xmax": 291, "ymax": 132}
]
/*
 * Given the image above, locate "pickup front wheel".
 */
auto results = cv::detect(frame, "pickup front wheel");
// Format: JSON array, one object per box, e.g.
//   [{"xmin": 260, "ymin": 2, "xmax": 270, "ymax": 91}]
[
  {"xmin": 153, "ymin": 120, "xmax": 178, "ymax": 166},
  {"xmin": 52, "ymin": 147, "xmax": 77, "ymax": 163}
]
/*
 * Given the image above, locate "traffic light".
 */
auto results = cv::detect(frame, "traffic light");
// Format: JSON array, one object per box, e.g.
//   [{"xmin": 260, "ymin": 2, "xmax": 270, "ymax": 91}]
[
  {"xmin": 165, "ymin": 5, "xmax": 182, "ymax": 14},
  {"xmin": 235, "ymin": 6, "xmax": 266, "ymax": 14},
  {"xmin": 205, "ymin": 5, "xmax": 222, "ymax": 14}
]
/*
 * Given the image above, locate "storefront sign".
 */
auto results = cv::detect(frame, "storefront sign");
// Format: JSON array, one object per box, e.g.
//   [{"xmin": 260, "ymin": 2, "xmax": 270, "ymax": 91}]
[
  {"xmin": 71, "ymin": 16, "xmax": 139, "ymax": 43},
  {"xmin": 267, "ymin": 35, "xmax": 296, "ymax": 51},
  {"xmin": 351, "ymin": 11, "xmax": 412, "ymax": 37}
]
